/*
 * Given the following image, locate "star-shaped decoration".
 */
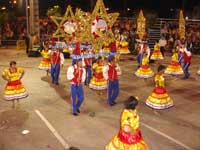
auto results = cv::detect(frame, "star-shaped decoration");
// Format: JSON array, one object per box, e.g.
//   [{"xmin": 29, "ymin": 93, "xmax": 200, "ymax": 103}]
[
  {"xmin": 75, "ymin": 8, "xmax": 92, "ymax": 43},
  {"xmin": 90, "ymin": 0, "xmax": 119, "ymax": 51},
  {"xmin": 50, "ymin": 5, "xmax": 76, "ymax": 38}
]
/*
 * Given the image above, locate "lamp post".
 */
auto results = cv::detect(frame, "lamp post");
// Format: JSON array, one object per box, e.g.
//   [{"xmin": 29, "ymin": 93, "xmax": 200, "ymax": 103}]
[{"xmin": 25, "ymin": 0, "xmax": 29, "ymax": 35}]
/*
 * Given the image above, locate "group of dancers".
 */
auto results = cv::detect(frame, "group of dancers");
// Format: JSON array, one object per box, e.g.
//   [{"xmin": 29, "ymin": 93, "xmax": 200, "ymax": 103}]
[{"xmin": 1, "ymin": 37, "xmax": 200, "ymax": 150}]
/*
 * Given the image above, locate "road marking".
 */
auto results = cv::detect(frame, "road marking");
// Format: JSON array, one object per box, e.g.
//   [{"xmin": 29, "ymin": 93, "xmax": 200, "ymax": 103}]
[
  {"xmin": 35, "ymin": 110, "xmax": 69, "ymax": 149},
  {"xmin": 141, "ymin": 122, "xmax": 195, "ymax": 150}
]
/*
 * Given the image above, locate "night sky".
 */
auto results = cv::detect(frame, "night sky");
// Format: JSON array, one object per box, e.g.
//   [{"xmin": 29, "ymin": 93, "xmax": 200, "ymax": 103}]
[
  {"xmin": 0, "ymin": 0, "xmax": 199, "ymax": 17},
  {"xmin": 39, "ymin": 0, "xmax": 199, "ymax": 17}
]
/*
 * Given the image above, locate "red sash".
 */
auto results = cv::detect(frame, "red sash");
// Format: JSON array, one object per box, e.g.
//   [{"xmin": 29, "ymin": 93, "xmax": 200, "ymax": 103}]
[
  {"xmin": 154, "ymin": 87, "xmax": 166, "ymax": 94},
  {"xmin": 7, "ymin": 80, "xmax": 21, "ymax": 86},
  {"xmin": 117, "ymin": 129, "xmax": 143, "ymax": 145}
]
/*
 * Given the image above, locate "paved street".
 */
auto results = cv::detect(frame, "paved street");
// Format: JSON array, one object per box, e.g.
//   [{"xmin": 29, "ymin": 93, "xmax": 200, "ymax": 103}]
[{"xmin": 0, "ymin": 48, "xmax": 200, "ymax": 150}]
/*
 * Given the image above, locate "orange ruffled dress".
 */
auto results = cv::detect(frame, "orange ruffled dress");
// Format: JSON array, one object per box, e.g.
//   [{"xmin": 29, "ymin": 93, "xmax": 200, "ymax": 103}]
[
  {"xmin": 89, "ymin": 63, "xmax": 107, "ymax": 90},
  {"xmin": 106, "ymin": 109, "xmax": 148, "ymax": 150},
  {"xmin": 146, "ymin": 74, "xmax": 173, "ymax": 109},
  {"xmin": 165, "ymin": 52, "xmax": 183, "ymax": 75},
  {"xmin": 150, "ymin": 43, "xmax": 164, "ymax": 60},
  {"xmin": 135, "ymin": 56, "xmax": 154, "ymax": 78},
  {"xmin": 2, "ymin": 67, "xmax": 28, "ymax": 101},
  {"xmin": 38, "ymin": 50, "xmax": 51, "ymax": 70}
]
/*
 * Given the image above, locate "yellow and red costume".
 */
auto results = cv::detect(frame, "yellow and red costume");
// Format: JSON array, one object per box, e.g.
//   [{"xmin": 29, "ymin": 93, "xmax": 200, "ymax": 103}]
[
  {"xmin": 2, "ymin": 67, "xmax": 28, "ymax": 101},
  {"xmin": 150, "ymin": 43, "xmax": 164, "ymax": 60},
  {"xmin": 119, "ymin": 41, "xmax": 130, "ymax": 54},
  {"xmin": 146, "ymin": 74, "xmax": 173, "ymax": 109},
  {"xmin": 106, "ymin": 109, "xmax": 148, "ymax": 150},
  {"xmin": 38, "ymin": 50, "xmax": 51, "ymax": 70},
  {"xmin": 165, "ymin": 52, "xmax": 183, "ymax": 75},
  {"xmin": 103, "ymin": 41, "xmax": 111, "ymax": 53},
  {"xmin": 135, "ymin": 55, "xmax": 154, "ymax": 78},
  {"xmin": 89, "ymin": 63, "xmax": 107, "ymax": 90}
]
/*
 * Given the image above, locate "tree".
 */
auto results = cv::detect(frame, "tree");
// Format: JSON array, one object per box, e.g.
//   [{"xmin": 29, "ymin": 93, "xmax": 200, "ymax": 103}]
[{"xmin": 47, "ymin": 5, "xmax": 61, "ymax": 17}]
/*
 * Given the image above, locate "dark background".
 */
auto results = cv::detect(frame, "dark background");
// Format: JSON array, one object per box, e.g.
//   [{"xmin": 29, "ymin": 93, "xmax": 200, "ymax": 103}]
[{"xmin": 0, "ymin": 0, "xmax": 199, "ymax": 17}]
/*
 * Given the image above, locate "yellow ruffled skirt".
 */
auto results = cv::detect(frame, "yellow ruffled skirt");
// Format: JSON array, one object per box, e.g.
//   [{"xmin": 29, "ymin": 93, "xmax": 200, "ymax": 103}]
[
  {"xmin": 89, "ymin": 73, "xmax": 107, "ymax": 90},
  {"xmin": 165, "ymin": 61, "xmax": 183, "ymax": 75},
  {"xmin": 38, "ymin": 58, "xmax": 51, "ymax": 70},
  {"xmin": 150, "ymin": 50, "xmax": 163, "ymax": 60},
  {"xmin": 135, "ymin": 65, "xmax": 154, "ymax": 78},
  {"xmin": 146, "ymin": 87, "xmax": 173, "ymax": 109},
  {"xmin": 118, "ymin": 47, "xmax": 130, "ymax": 54},
  {"xmin": 4, "ymin": 80, "xmax": 28, "ymax": 101},
  {"xmin": 106, "ymin": 129, "xmax": 148, "ymax": 150}
]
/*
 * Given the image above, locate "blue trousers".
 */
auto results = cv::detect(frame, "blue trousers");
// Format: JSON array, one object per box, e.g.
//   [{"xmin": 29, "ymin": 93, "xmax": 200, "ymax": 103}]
[
  {"xmin": 85, "ymin": 66, "xmax": 92, "ymax": 85},
  {"xmin": 107, "ymin": 80, "xmax": 119, "ymax": 105},
  {"xmin": 183, "ymin": 62, "xmax": 191, "ymax": 78},
  {"xmin": 137, "ymin": 53, "xmax": 143, "ymax": 67},
  {"xmin": 51, "ymin": 64, "xmax": 60, "ymax": 84},
  {"xmin": 71, "ymin": 84, "xmax": 84, "ymax": 113},
  {"xmin": 72, "ymin": 59, "xmax": 76, "ymax": 65},
  {"xmin": 178, "ymin": 55, "xmax": 184, "ymax": 65}
]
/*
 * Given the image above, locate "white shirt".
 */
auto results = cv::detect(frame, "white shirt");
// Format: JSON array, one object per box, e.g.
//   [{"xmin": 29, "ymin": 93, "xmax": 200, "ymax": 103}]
[
  {"xmin": 67, "ymin": 65, "xmax": 86, "ymax": 84},
  {"xmin": 103, "ymin": 63, "xmax": 122, "ymax": 80},
  {"xmin": 159, "ymin": 39, "xmax": 167, "ymax": 47},
  {"xmin": 51, "ymin": 51, "xmax": 65, "ymax": 65}
]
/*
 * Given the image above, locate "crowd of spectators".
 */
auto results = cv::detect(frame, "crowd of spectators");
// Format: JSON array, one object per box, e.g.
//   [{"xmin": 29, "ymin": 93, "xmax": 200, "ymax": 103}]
[
  {"xmin": 161, "ymin": 21, "xmax": 200, "ymax": 54},
  {"xmin": 1, "ymin": 17, "xmax": 200, "ymax": 54}
]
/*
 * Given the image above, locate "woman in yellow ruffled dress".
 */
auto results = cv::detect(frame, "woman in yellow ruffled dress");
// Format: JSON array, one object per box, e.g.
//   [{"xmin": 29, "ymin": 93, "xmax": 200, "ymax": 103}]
[
  {"xmin": 135, "ymin": 53, "xmax": 154, "ymax": 78},
  {"xmin": 164, "ymin": 50, "xmax": 183, "ymax": 75},
  {"xmin": 89, "ymin": 56, "xmax": 107, "ymax": 90},
  {"xmin": 146, "ymin": 65, "xmax": 173, "ymax": 110},
  {"xmin": 38, "ymin": 43, "xmax": 51, "ymax": 75},
  {"xmin": 2, "ymin": 61, "xmax": 28, "ymax": 107},
  {"xmin": 150, "ymin": 41, "xmax": 164, "ymax": 60},
  {"xmin": 106, "ymin": 96, "xmax": 148, "ymax": 150},
  {"xmin": 119, "ymin": 41, "xmax": 130, "ymax": 54}
]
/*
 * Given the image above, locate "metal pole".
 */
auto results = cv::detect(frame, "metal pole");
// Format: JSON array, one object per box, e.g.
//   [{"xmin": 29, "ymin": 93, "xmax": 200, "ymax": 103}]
[{"xmin": 25, "ymin": 0, "xmax": 29, "ymax": 34}]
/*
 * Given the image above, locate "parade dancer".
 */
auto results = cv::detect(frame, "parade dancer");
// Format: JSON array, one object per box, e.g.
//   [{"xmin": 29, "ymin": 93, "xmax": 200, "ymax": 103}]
[
  {"xmin": 183, "ymin": 48, "xmax": 192, "ymax": 79},
  {"xmin": 165, "ymin": 49, "xmax": 184, "ymax": 76},
  {"xmin": 89, "ymin": 56, "xmax": 107, "ymax": 91},
  {"xmin": 135, "ymin": 52, "xmax": 154, "ymax": 79},
  {"xmin": 2, "ymin": 61, "xmax": 28, "ymax": 108},
  {"xmin": 146, "ymin": 65, "xmax": 173, "ymax": 110},
  {"xmin": 50, "ymin": 48, "xmax": 64, "ymax": 85},
  {"xmin": 136, "ymin": 41, "xmax": 144, "ymax": 68},
  {"xmin": 150, "ymin": 40, "xmax": 164, "ymax": 60},
  {"xmin": 177, "ymin": 40, "xmax": 186, "ymax": 65},
  {"xmin": 38, "ymin": 42, "xmax": 51, "ymax": 75},
  {"xmin": 106, "ymin": 96, "xmax": 148, "ymax": 150},
  {"xmin": 103, "ymin": 56, "xmax": 121, "ymax": 106},
  {"xmin": 67, "ymin": 59, "xmax": 86, "ymax": 116},
  {"xmin": 83, "ymin": 48, "xmax": 92, "ymax": 85}
]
